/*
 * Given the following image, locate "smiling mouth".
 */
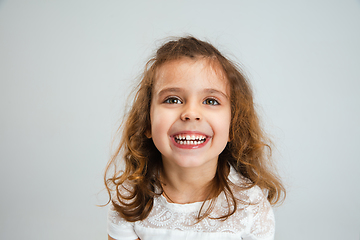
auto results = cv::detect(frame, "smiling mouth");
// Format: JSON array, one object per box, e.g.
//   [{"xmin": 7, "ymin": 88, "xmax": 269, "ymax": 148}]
[{"xmin": 173, "ymin": 134, "xmax": 207, "ymax": 145}]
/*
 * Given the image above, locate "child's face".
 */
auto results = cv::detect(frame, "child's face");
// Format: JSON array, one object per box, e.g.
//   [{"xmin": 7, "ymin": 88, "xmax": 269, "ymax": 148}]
[{"xmin": 149, "ymin": 58, "xmax": 231, "ymax": 171}]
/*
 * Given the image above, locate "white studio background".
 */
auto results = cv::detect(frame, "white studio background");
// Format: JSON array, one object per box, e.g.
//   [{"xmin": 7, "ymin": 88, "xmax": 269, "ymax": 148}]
[{"xmin": 1, "ymin": 0, "xmax": 359, "ymax": 239}]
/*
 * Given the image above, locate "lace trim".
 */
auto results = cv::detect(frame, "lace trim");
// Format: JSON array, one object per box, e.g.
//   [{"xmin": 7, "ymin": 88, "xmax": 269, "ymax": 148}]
[
  {"xmin": 138, "ymin": 193, "xmax": 250, "ymax": 233},
  {"xmin": 108, "ymin": 168, "xmax": 275, "ymax": 238}
]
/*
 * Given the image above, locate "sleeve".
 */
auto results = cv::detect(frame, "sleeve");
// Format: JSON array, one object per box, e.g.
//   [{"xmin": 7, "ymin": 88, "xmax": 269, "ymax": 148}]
[
  {"xmin": 242, "ymin": 187, "xmax": 275, "ymax": 240},
  {"xmin": 107, "ymin": 201, "xmax": 139, "ymax": 240}
]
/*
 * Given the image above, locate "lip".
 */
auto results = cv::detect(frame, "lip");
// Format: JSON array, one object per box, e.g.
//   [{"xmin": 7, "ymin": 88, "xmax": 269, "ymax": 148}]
[{"xmin": 170, "ymin": 131, "xmax": 211, "ymax": 149}]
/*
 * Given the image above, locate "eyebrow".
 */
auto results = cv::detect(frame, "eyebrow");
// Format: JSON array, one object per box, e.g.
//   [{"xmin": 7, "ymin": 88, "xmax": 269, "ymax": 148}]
[
  {"xmin": 157, "ymin": 87, "xmax": 229, "ymax": 99},
  {"xmin": 156, "ymin": 87, "xmax": 183, "ymax": 98},
  {"xmin": 203, "ymin": 88, "xmax": 229, "ymax": 99}
]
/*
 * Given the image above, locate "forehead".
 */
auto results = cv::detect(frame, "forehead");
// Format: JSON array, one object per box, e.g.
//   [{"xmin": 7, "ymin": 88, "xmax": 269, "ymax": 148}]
[{"xmin": 153, "ymin": 58, "xmax": 229, "ymax": 93}]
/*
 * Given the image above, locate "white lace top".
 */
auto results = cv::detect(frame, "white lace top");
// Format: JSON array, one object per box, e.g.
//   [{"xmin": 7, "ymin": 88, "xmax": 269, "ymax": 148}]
[{"xmin": 108, "ymin": 167, "xmax": 275, "ymax": 240}]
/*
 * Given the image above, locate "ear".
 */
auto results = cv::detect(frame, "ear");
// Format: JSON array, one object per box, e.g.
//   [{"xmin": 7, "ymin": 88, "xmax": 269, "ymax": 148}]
[{"xmin": 145, "ymin": 129, "xmax": 152, "ymax": 138}]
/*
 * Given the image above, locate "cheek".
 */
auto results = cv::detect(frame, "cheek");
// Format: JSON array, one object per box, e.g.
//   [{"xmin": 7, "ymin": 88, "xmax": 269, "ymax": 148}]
[
  {"xmin": 213, "ymin": 111, "xmax": 231, "ymax": 139},
  {"xmin": 219, "ymin": 120, "xmax": 231, "ymax": 137},
  {"xmin": 150, "ymin": 107, "xmax": 171, "ymax": 138},
  {"xmin": 150, "ymin": 113, "xmax": 174, "ymax": 154}
]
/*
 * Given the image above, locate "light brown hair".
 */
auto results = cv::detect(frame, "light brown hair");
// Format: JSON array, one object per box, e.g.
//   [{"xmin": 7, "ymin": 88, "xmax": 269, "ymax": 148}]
[{"xmin": 104, "ymin": 36, "xmax": 285, "ymax": 222}]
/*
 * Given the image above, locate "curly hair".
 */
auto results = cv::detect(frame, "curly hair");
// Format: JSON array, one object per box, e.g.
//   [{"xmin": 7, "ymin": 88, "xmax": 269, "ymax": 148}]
[{"xmin": 104, "ymin": 36, "xmax": 286, "ymax": 222}]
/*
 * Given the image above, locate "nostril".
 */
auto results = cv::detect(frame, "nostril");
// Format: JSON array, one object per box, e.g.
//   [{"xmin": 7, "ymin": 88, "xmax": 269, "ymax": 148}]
[{"xmin": 180, "ymin": 112, "xmax": 201, "ymax": 121}]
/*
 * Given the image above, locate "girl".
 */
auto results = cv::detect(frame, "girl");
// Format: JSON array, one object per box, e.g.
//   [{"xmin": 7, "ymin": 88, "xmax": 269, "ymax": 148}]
[{"xmin": 104, "ymin": 36, "xmax": 285, "ymax": 240}]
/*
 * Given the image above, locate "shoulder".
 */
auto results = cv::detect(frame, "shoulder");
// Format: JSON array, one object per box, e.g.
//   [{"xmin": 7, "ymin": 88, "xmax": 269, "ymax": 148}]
[
  {"xmin": 227, "ymin": 166, "xmax": 275, "ymax": 239},
  {"xmin": 107, "ymin": 180, "xmax": 135, "ymax": 226},
  {"xmin": 107, "ymin": 183, "xmax": 140, "ymax": 240},
  {"xmin": 109, "ymin": 179, "xmax": 136, "ymax": 204},
  {"xmin": 227, "ymin": 166, "xmax": 267, "ymax": 203}
]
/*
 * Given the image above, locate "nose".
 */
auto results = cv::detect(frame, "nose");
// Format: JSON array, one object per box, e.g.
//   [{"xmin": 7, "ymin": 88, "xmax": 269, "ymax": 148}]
[{"xmin": 180, "ymin": 103, "xmax": 201, "ymax": 121}]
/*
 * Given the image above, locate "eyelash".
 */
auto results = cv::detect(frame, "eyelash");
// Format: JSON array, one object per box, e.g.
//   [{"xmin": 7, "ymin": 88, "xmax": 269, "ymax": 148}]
[
  {"xmin": 203, "ymin": 98, "xmax": 219, "ymax": 105},
  {"xmin": 163, "ymin": 97, "xmax": 220, "ymax": 105},
  {"xmin": 164, "ymin": 97, "xmax": 183, "ymax": 104}
]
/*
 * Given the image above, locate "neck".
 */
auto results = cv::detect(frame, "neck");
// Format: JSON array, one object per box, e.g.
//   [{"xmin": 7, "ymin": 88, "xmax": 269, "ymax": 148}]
[{"xmin": 160, "ymin": 164, "xmax": 217, "ymax": 204}]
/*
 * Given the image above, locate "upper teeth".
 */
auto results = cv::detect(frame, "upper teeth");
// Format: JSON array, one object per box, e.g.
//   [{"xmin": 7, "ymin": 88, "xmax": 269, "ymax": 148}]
[{"xmin": 174, "ymin": 134, "xmax": 206, "ymax": 141}]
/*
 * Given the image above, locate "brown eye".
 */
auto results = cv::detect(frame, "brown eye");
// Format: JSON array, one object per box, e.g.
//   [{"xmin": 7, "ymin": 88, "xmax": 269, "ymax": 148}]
[
  {"xmin": 203, "ymin": 98, "xmax": 219, "ymax": 105},
  {"xmin": 164, "ymin": 97, "xmax": 182, "ymax": 104}
]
